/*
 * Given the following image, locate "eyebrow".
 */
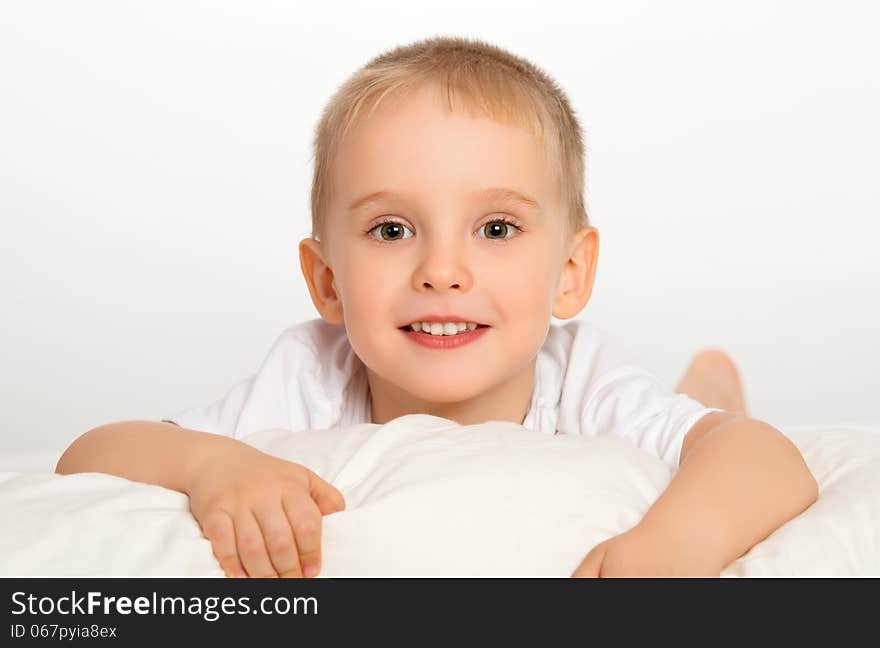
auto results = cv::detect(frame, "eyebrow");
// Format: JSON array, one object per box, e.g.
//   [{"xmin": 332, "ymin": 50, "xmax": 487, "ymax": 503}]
[{"xmin": 347, "ymin": 187, "xmax": 541, "ymax": 212}]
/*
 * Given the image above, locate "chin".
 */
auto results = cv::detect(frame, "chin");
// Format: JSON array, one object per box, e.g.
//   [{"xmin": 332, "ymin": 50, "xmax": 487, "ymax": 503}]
[{"xmin": 401, "ymin": 382, "xmax": 490, "ymax": 406}]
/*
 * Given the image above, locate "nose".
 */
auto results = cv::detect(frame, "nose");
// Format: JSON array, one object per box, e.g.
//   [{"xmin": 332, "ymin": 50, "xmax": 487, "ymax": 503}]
[{"xmin": 411, "ymin": 239, "xmax": 473, "ymax": 293}]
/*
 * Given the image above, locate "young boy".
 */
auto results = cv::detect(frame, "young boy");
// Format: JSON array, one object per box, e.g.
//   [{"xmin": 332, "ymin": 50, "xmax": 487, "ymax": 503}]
[{"xmin": 56, "ymin": 36, "xmax": 818, "ymax": 579}]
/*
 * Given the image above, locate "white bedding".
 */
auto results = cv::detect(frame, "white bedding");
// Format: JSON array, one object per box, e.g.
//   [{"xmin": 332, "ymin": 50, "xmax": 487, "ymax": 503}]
[{"xmin": 1, "ymin": 414, "xmax": 878, "ymax": 577}]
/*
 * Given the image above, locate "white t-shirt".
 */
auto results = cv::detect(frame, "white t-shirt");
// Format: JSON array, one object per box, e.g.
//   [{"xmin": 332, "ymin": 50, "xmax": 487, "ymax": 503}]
[{"xmin": 163, "ymin": 318, "xmax": 725, "ymax": 471}]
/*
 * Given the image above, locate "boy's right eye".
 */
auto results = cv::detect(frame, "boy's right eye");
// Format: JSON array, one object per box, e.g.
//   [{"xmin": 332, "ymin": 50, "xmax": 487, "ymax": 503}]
[{"xmin": 366, "ymin": 219, "xmax": 414, "ymax": 243}]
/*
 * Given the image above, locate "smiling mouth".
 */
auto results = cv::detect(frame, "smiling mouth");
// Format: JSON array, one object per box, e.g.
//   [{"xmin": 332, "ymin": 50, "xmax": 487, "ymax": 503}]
[{"xmin": 398, "ymin": 324, "xmax": 490, "ymax": 332}]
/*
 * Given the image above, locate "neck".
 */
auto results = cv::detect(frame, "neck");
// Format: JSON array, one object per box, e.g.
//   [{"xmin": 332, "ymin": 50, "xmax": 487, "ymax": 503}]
[{"xmin": 365, "ymin": 358, "xmax": 536, "ymax": 427}]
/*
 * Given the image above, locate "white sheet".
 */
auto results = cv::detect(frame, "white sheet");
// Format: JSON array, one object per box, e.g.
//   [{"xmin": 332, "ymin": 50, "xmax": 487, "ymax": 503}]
[{"xmin": 1, "ymin": 415, "xmax": 878, "ymax": 577}]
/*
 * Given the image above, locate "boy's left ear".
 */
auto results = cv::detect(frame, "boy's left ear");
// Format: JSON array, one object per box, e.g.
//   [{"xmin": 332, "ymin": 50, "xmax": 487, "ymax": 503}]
[{"xmin": 552, "ymin": 226, "xmax": 599, "ymax": 319}]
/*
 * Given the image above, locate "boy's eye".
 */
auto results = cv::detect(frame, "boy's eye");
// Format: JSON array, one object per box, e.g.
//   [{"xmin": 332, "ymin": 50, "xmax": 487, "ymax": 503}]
[
  {"xmin": 369, "ymin": 221, "xmax": 414, "ymax": 242},
  {"xmin": 478, "ymin": 220, "xmax": 518, "ymax": 240},
  {"xmin": 366, "ymin": 217, "xmax": 522, "ymax": 243}
]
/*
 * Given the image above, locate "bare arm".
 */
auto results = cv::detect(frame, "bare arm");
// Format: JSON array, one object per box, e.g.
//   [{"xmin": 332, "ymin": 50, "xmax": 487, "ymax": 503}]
[
  {"xmin": 55, "ymin": 420, "xmax": 238, "ymax": 495},
  {"xmin": 638, "ymin": 412, "xmax": 819, "ymax": 571},
  {"xmin": 56, "ymin": 419, "xmax": 345, "ymax": 579},
  {"xmin": 572, "ymin": 411, "xmax": 819, "ymax": 576}
]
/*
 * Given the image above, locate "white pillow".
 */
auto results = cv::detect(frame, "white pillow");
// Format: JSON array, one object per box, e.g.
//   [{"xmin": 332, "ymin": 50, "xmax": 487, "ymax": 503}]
[{"xmin": 0, "ymin": 414, "xmax": 877, "ymax": 577}]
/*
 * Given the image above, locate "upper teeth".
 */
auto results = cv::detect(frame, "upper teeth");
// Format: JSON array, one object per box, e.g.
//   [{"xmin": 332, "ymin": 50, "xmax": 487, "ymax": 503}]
[{"xmin": 409, "ymin": 321, "xmax": 479, "ymax": 335}]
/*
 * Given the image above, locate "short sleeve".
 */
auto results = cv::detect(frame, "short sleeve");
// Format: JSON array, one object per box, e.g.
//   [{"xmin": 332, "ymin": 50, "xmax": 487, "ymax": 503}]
[
  {"xmin": 161, "ymin": 319, "xmax": 359, "ymax": 440},
  {"xmin": 583, "ymin": 367, "xmax": 726, "ymax": 471},
  {"xmin": 161, "ymin": 374, "xmax": 258, "ymax": 439}
]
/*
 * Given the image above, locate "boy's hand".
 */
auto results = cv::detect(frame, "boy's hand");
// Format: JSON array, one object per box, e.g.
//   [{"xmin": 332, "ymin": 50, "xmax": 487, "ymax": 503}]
[
  {"xmin": 186, "ymin": 441, "xmax": 345, "ymax": 578},
  {"xmin": 570, "ymin": 524, "xmax": 723, "ymax": 578}
]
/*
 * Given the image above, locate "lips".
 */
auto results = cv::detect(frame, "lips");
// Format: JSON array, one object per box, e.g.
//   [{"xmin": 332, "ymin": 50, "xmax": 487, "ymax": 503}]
[
  {"xmin": 397, "ymin": 324, "xmax": 490, "ymax": 330},
  {"xmin": 398, "ymin": 314, "xmax": 491, "ymax": 328},
  {"xmin": 399, "ymin": 322, "xmax": 490, "ymax": 349}
]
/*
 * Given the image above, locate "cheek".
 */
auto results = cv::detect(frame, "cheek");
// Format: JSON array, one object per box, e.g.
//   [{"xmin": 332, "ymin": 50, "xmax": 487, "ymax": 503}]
[
  {"xmin": 481, "ymin": 250, "xmax": 555, "ymax": 311},
  {"xmin": 336, "ymin": 250, "xmax": 398, "ymax": 320},
  {"xmin": 335, "ymin": 254, "xmax": 409, "ymax": 371}
]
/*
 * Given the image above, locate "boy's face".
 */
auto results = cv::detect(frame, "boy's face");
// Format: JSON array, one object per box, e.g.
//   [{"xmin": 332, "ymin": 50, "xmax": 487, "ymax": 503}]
[{"xmin": 301, "ymin": 82, "xmax": 597, "ymax": 420}]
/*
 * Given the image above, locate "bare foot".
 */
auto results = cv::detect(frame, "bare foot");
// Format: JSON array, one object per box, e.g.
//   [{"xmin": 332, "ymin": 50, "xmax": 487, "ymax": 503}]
[{"xmin": 674, "ymin": 349, "xmax": 748, "ymax": 416}]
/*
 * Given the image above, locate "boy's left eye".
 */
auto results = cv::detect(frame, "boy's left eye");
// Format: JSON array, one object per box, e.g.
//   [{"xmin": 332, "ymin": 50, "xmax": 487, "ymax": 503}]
[{"xmin": 477, "ymin": 219, "xmax": 521, "ymax": 240}]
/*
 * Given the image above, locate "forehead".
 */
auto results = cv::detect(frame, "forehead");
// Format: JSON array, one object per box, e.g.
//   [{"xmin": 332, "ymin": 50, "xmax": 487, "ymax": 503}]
[{"xmin": 331, "ymin": 83, "xmax": 559, "ymax": 211}]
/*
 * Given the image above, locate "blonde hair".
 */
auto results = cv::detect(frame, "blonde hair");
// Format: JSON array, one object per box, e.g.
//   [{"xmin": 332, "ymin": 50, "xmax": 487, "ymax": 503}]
[{"xmin": 309, "ymin": 35, "xmax": 589, "ymax": 242}]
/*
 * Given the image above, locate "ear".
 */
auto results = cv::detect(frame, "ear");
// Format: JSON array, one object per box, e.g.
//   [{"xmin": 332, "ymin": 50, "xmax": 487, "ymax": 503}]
[
  {"xmin": 552, "ymin": 226, "xmax": 599, "ymax": 320},
  {"xmin": 299, "ymin": 237, "xmax": 345, "ymax": 325}
]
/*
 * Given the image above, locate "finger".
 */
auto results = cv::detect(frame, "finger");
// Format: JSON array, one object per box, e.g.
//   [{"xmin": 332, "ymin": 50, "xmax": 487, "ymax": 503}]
[
  {"xmin": 283, "ymin": 494, "xmax": 323, "ymax": 578},
  {"xmin": 200, "ymin": 509, "xmax": 246, "ymax": 578},
  {"xmin": 234, "ymin": 509, "xmax": 278, "ymax": 578},
  {"xmin": 252, "ymin": 497, "xmax": 302, "ymax": 578},
  {"xmin": 307, "ymin": 470, "xmax": 346, "ymax": 515}
]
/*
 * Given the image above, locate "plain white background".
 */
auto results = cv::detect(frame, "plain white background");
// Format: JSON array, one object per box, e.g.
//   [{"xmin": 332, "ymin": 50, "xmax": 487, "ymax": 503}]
[{"xmin": 1, "ymin": 0, "xmax": 877, "ymax": 468}]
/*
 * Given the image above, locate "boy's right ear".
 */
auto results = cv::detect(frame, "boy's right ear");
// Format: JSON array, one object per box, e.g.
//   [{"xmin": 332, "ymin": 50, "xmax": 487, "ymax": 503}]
[{"xmin": 298, "ymin": 238, "xmax": 345, "ymax": 325}]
